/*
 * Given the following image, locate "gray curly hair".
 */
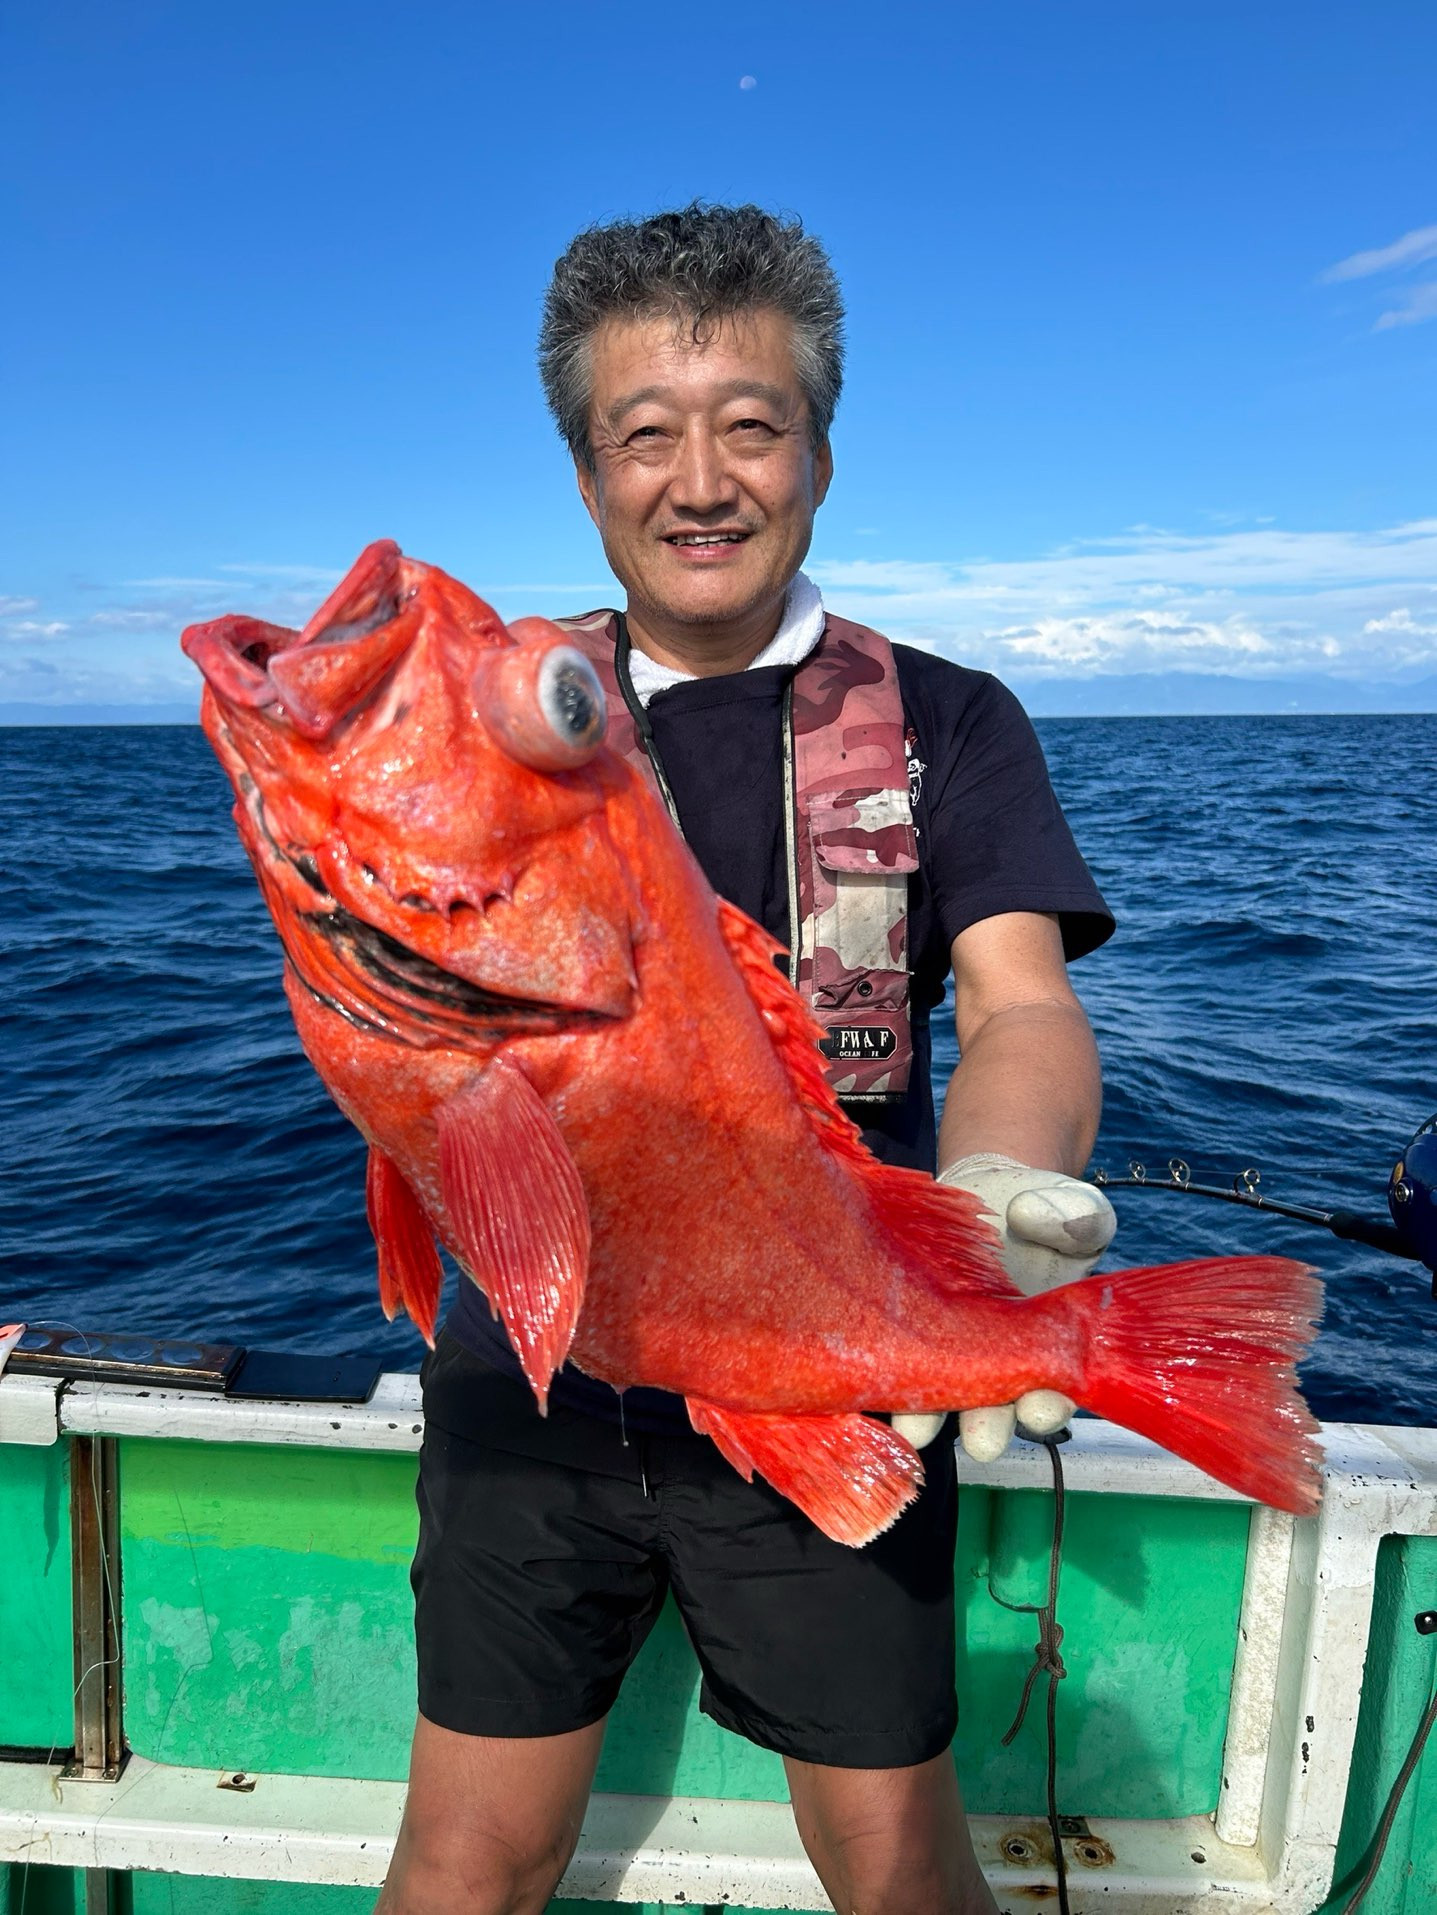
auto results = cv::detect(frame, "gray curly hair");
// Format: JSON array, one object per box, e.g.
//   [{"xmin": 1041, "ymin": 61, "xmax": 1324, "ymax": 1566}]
[{"xmin": 539, "ymin": 202, "xmax": 845, "ymax": 472}]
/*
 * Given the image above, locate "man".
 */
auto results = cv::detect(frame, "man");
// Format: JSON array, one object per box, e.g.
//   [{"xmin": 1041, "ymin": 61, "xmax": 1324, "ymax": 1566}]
[{"xmin": 377, "ymin": 203, "xmax": 1115, "ymax": 1915}]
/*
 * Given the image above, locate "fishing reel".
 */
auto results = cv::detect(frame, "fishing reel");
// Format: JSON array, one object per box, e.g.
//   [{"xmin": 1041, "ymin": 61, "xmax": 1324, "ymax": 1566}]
[{"xmin": 1389, "ymin": 1113, "xmax": 1437, "ymax": 1282}]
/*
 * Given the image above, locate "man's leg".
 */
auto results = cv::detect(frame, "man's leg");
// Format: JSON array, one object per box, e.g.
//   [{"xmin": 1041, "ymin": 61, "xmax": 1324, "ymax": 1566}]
[
  {"xmin": 375, "ymin": 1711, "xmax": 605, "ymax": 1915},
  {"xmin": 785, "ymin": 1751, "xmax": 998, "ymax": 1915},
  {"xmin": 397, "ymin": 1342, "xmax": 671, "ymax": 1914}
]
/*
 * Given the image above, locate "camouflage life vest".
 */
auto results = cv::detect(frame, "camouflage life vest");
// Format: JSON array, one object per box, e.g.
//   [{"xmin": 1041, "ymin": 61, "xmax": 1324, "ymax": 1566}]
[{"xmin": 557, "ymin": 609, "xmax": 917, "ymax": 1103}]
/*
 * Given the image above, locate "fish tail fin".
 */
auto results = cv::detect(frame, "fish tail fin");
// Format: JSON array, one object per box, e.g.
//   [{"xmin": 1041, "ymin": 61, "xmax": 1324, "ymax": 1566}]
[
  {"xmin": 1064, "ymin": 1256, "xmax": 1324, "ymax": 1515},
  {"xmin": 365, "ymin": 1146, "xmax": 443, "ymax": 1347},
  {"xmin": 685, "ymin": 1398, "xmax": 925, "ymax": 1547},
  {"xmin": 0, "ymin": 1324, "xmax": 26, "ymax": 1379}
]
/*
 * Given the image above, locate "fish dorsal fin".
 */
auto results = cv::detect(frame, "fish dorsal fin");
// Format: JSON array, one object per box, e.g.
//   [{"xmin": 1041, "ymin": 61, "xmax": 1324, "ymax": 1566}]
[{"xmin": 715, "ymin": 898, "xmax": 1018, "ymax": 1301}]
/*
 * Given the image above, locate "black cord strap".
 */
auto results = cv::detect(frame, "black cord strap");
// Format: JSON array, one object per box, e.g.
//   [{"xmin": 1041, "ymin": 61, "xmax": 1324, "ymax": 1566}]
[
  {"xmin": 1335, "ymin": 1611, "xmax": 1437, "ymax": 1913},
  {"xmin": 613, "ymin": 617, "xmax": 686, "ymax": 834},
  {"xmin": 991, "ymin": 1428, "xmax": 1073, "ymax": 1915}
]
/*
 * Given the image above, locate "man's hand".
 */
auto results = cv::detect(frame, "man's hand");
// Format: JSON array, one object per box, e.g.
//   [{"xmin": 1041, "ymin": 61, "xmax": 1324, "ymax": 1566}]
[{"xmin": 890, "ymin": 1154, "xmax": 1116, "ymax": 1457}]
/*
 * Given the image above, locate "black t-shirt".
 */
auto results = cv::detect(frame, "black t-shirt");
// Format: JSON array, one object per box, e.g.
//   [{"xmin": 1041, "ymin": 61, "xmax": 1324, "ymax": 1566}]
[{"xmin": 447, "ymin": 640, "xmax": 1114, "ymax": 1428}]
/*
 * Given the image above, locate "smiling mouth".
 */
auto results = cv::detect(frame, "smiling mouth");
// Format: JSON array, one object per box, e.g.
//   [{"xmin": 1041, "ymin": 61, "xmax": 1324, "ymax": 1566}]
[{"xmin": 663, "ymin": 531, "xmax": 750, "ymax": 548}]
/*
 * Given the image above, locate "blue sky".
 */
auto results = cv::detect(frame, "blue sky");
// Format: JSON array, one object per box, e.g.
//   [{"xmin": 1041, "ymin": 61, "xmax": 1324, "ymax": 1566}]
[{"xmin": 3, "ymin": 0, "xmax": 1434, "ymax": 717}]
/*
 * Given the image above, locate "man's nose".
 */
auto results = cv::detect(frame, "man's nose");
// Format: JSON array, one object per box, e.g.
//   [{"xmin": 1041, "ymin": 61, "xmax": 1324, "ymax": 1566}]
[{"xmin": 668, "ymin": 429, "xmax": 740, "ymax": 515}]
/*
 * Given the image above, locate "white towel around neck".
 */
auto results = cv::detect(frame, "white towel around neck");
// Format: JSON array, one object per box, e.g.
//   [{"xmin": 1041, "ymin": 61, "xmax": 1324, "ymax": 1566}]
[{"xmin": 624, "ymin": 571, "xmax": 825, "ymax": 708}]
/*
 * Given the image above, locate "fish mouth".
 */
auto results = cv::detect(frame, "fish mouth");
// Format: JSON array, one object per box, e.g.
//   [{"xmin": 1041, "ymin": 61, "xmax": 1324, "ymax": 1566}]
[
  {"xmin": 273, "ymin": 839, "xmax": 618, "ymax": 1047},
  {"xmin": 304, "ymin": 898, "xmax": 605, "ymax": 1039}
]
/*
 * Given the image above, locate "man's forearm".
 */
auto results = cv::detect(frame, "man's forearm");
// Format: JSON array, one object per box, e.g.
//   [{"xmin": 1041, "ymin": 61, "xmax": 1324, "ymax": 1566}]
[{"xmin": 936, "ymin": 998, "xmax": 1102, "ymax": 1179}]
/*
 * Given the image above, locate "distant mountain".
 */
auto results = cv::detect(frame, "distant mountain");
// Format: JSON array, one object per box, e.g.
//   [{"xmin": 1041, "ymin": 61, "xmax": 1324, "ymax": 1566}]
[
  {"xmin": 4, "ymin": 675, "xmax": 1437, "ymax": 727},
  {"xmin": 1011, "ymin": 672, "xmax": 1437, "ymax": 718},
  {"xmin": 0, "ymin": 702, "xmax": 198, "ymax": 726}
]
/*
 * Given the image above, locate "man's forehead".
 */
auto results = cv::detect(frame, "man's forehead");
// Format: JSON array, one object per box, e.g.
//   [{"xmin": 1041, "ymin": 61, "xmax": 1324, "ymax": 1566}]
[{"xmin": 589, "ymin": 308, "xmax": 804, "ymax": 415}]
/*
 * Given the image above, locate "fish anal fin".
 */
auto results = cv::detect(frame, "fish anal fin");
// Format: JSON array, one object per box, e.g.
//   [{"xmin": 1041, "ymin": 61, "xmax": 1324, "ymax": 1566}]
[
  {"xmin": 686, "ymin": 1397, "xmax": 925, "ymax": 1547},
  {"xmin": 713, "ymin": 897, "xmax": 1016, "ymax": 1302},
  {"xmin": 365, "ymin": 1146, "xmax": 443, "ymax": 1347},
  {"xmin": 436, "ymin": 1057, "xmax": 590, "ymax": 1410}
]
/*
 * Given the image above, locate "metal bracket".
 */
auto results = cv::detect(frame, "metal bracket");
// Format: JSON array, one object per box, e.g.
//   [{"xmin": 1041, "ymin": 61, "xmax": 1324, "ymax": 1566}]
[{"xmin": 62, "ymin": 1433, "xmax": 127, "ymax": 1784}]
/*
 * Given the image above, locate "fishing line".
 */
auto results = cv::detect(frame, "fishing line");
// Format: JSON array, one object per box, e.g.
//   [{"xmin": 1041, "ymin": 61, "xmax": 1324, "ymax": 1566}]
[{"xmin": 990, "ymin": 1427, "xmax": 1072, "ymax": 1915}]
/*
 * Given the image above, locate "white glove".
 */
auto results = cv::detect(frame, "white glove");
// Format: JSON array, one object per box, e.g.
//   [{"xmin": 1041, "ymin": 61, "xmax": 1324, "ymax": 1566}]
[{"xmin": 891, "ymin": 1154, "xmax": 1116, "ymax": 1458}]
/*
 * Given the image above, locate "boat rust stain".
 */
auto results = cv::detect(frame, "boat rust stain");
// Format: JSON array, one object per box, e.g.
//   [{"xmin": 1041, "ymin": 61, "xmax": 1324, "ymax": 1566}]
[
  {"xmin": 1072, "ymin": 1834, "xmax": 1115, "ymax": 1867},
  {"xmin": 999, "ymin": 1824, "xmax": 1055, "ymax": 1865}
]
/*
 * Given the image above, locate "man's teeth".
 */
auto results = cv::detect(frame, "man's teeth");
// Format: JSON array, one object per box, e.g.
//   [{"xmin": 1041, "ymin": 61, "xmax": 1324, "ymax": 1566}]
[{"xmin": 669, "ymin": 534, "xmax": 745, "ymax": 545}]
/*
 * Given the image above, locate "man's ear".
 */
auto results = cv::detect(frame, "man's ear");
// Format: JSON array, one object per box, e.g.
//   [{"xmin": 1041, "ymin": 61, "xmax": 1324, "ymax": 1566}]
[
  {"xmin": 575, "ymin": 457, "xmax": 602, "ymax": 530},
  {"xmin": 813, "ymin": 439, "xmax": 834, "ymax": 510}
]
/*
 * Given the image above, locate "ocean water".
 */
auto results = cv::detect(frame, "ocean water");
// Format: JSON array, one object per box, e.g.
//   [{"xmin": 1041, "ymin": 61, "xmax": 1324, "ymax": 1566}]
[{"xmin": 1, "ymin": 716, "xmax": 1434, "ymax": 1423}]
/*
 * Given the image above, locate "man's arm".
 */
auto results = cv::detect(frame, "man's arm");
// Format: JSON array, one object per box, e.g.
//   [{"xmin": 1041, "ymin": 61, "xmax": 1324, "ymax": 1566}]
[
  {"xmin": 936, "ymin": 910, "xmax": 1101, "ymax": 1177},
  {"xmin": 890, "ymin": 909, "xmax": 1113, "ymax": 1459}
]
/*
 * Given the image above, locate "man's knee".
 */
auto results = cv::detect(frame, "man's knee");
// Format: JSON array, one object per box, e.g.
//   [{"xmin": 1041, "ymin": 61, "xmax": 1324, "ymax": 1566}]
[
  {"xmin": 378, "ymin": 1813, "xmax": 577, "ymax": 1915},
  {"xmin": 786, "ymin": 1752, "xmax": 997, "ymax": 1915},
  {"xmin": 377, "ymin": 1713, "xmax": 602, "ymax": 1915}
]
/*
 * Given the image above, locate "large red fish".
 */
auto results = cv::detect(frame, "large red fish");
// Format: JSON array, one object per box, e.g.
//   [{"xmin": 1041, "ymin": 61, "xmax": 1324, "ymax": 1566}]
[{"xmin": 182, "ymin": 541, "xmax": 1323, "ymax": 1544}]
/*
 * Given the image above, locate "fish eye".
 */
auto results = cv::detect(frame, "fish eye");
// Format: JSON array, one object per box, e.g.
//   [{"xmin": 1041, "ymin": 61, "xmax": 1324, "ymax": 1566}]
[
  {"xmin": 482, "ymin": 634, "xmax": 608, "ymax": 773},
  {"xmin": 538, "ymin": 648, "xmax": 605, "ymax": 753}
]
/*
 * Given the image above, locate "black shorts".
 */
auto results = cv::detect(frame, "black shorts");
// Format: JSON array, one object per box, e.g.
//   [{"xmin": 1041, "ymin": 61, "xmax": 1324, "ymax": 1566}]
[{"xmin": 412, "ymin": 1331, "xmax": 958, "ymax": 1768}]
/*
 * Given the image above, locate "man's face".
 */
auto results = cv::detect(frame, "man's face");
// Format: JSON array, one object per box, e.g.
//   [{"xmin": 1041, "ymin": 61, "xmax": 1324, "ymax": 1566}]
[{"xmin": 575, "ymin": 307, "xmax": 833, "ymax": 641}]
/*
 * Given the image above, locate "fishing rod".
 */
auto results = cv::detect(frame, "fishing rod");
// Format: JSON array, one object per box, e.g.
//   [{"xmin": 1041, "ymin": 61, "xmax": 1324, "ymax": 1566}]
[{"xmin": 1090, "ymin": 1112, "xmax": 1437, "ymax": 1299}]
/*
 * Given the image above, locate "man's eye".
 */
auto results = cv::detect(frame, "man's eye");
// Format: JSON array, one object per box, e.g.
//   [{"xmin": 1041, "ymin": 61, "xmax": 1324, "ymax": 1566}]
[{"xmin": 627, "ymin": 425, "xmax": 663, "ymax": 442}]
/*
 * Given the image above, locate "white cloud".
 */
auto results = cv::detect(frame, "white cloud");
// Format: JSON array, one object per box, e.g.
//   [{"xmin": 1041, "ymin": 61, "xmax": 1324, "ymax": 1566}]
[
  {"xmin": 1320, "ymin": 222, "xmax": 1437, "ymax": 331},
  {"xmin": 89, "ymin": 608, "xmax": 178, "ymax": 630},
  {"xmin": 0, "ymin": 650, "xmax": 197, "ymax": 705},
  {"xmin": 477, "ymin": 582, "xmax": 613, "ymax": 596},
  {"xmin": 124, "ymin": 576, "xmax": 234, "ymax": 590},
  {"xmin": 10, "ymin": 528, "xmax": 1437, "ymax": 705},
  {"xmin": 997, "ymin": 611, "xmax": 1276, "ymax": 669},
  {"xmin": 1364, "ymin": 607, "xmax": 1437, "ymax": 637},
  {"xmin": 3, "ymin": 619, "xmax": 70, "ymax": 641},
  {"xmin": 809, "ymin": 520, "xmax": 1437, "ymax": 680},
  {"xmin": 0, "ymin": 557, "xmax": 630, "ymax": 711},
  {"xmin": 1322, "ymin": 223, "xmax": 1437, "ymax": 282},
  {"xmin": 1375, "ymin": 281, "xmax": 1437, "ymax": 330},
  {"xmin": 217, "ymin": 561, "xmax": 344, "ymax": 581}
]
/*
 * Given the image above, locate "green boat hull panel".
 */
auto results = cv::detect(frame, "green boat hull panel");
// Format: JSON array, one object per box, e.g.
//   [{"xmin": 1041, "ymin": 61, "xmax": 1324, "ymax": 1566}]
[
  {"xmin": 110, "ymin": 1442, "xmax": 1245, "ymax": 1816},
  {"xmin": 3, "ymin": 1374, "xmax": 1434, "ymax": 1913},
  {"xmin": 1316, "ymin": 1531, "xmax": 1437, "ymax": 1914},
  {"xmin": 0, "ymin": 1441, "xmax": 73, "ymax": 1753}
]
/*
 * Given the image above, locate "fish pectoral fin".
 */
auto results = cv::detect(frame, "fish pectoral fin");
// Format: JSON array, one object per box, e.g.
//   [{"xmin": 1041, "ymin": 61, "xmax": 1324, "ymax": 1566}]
[
  {"xmin": 365, "ymin": 1146, "xmax": 444, "ymax": 1347},
  {"xmin": 436, "ymin": 1057, "xmax": 591, "ymax": 1410},
  {"xmin": 685, "ymin": 1399, "xmax": 925, "ymax": 1548}
]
